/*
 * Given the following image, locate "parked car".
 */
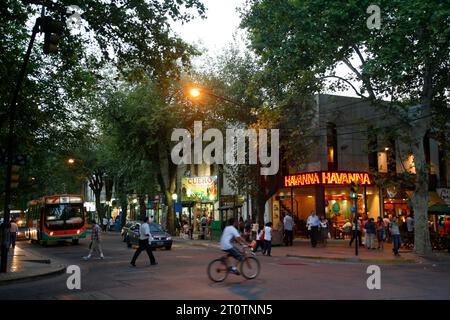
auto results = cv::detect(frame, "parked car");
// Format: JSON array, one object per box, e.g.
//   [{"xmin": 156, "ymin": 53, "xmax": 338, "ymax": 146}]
[
  {"xmin": 126, "ymin": 222, "xmax": 172, "ymax": 250},
  {"xmin": 121, "ymin": 221, "xmax": 138, "ymax": 242}
]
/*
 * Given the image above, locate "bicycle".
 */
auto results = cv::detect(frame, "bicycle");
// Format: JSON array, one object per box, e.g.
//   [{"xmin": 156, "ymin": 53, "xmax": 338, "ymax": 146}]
[{"xmin": 207, "ymin": 245, "xmax": 260, "ymax": 282}]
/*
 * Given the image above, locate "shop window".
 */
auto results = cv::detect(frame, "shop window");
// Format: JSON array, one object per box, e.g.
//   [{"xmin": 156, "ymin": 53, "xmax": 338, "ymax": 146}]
[{"xmin": 327, "ymin": 122, "xmax": 338, "ymax": 170}]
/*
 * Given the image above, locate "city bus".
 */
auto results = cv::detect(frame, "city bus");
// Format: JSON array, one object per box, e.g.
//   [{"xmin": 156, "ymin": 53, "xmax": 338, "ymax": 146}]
[{"xmin": 26, "ymin": 194, "xmax": 87, "ymax": 245}]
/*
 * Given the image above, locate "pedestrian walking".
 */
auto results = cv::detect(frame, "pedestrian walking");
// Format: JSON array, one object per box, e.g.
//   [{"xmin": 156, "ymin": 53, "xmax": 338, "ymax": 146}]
[
  {"xmin": 83, "ymin": 220, "xmax": 104, "ymax": 260},
  {"xmin": 307, "ymin": 211, "xmax": 320, "ymax": 247},
  {"xmin": 406, "ymin": 213, "xmax": 414, "ymax": 246},
  {"xmin": 283, "ymin": 213, "xmax": 294, "ymax": 246},
  {"xmin": 130, "ymin": 216, "xmax": 157, "ymax": 267},
  {"xmin": 200, "ymin": 214, "xmax": 207, "ymax": 240},
  {"xmin": 349, "ymin": 216, "xmax": 362, "ymax": 247},
  {"xmin": 263, "ymin": 222, "xmax": 273, "ymax": 256},
  {"xmin": 389, "ymin": 216, "xmax": 401, "ymax": 256},
  {"xmin": 376, "ymin": 216, "xmax": 386, "ymax": 250},
  {"xmin": 365, "ymin": 218, "xmax": 376, "ymax": 249},
  {"xmin": 319, "ymin": 215, "xmax": 329, "ymax": 247},
  {"xmin": 9, "ymin": 219, "xmax": 19, "ymax": 250},
  {"xmin": 252, "ymin": 224, "xmax": 265, "ymax": 254},
  {"xmin": 102, "ymin": 217, "xmax": 108, "ymax": 232}
]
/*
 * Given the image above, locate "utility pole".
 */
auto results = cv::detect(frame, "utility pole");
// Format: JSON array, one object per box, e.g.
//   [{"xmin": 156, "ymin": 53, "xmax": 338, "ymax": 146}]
[
  {"xmin": 0, "ymin": 17, "xmax": 42, "ymax": 273},
  {"xmin": 1, "ymin": 2, "xmax": 64, "ymax": 272}
]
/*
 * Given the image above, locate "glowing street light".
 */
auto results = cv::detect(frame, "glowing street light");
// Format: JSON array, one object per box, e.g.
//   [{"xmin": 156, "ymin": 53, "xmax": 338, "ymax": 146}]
[
  {"xmin": 68, "ymin": 158, "xmax": 75, "ymax": 165},
  {"xmin": 189, "ymin": 88, "xmax": 201, "ymax": 98}
]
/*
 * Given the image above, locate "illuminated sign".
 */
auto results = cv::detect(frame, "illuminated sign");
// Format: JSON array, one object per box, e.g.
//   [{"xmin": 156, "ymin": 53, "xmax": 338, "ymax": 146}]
[
  {"xmin": 284, "ymin": 171, "xmax": 372, "ymax": 187},
  {"xmin": 181, "ymin": 176, "xmax": 218, "ymax": 203}
]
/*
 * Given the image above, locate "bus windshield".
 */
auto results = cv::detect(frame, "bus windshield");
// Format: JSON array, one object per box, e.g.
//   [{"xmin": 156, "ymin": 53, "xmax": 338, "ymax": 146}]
[{"xmin": 45, "ymin": 204, "xmax": 84, "ymax": 230}]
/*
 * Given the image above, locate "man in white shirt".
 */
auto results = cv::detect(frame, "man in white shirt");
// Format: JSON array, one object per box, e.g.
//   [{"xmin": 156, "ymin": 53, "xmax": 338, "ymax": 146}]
[
  {"xmin": 9, "ymin": 219, "xmax": 19, "ymax": 249},
  {"xmin": 220, "ymin": 218, "xmax": 247, "ymax": 275},
  {"xmin": 130, "ymin": 216, "xmax": 157, "ymax": 267},
  {"xmin": 283, "ymin": 213, "xmax": 294, "ymax": 246},
  {"xmin": 307, "ymin": 211, "xmax": 320, "ymax": 247}
]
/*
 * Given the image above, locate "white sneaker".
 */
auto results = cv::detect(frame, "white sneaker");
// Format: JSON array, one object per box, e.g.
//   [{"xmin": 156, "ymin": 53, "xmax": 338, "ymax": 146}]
[
  {"xmin": 83, "ymin": 256, "xmax": 91, "ymax": 260},
  {"xmin": 100, "ymin": 255, "xmax": 104, "ymax": 259}
]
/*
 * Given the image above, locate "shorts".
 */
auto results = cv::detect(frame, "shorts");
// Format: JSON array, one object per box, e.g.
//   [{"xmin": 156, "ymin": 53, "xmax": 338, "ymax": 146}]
[{"xmin": 223, "ymin": 247, "xmax": 244, "ymax": 261}]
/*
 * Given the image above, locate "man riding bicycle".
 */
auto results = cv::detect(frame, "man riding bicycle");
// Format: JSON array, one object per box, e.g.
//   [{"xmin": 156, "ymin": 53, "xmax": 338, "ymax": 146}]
[{"xmin": 220, "ymin": 218, "xmax": 248, "ymax": 275}]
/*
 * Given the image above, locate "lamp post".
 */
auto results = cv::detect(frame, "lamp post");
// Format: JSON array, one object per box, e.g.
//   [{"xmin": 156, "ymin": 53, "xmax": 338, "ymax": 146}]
[{"xmin": 172, "ymin": 193, "xmax": 178, "ymax": 235}]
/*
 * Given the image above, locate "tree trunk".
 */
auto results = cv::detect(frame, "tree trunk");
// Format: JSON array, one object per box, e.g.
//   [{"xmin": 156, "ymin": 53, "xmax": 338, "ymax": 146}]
[
  {"xmin": 256, "ymin": 193, "xmax": 266, "ymax": 225},
  {"xmin": 138, "ymin": 195, "xmax": 147, "ymax": 221},
  {"xmin": 94, "ymin": 189, "xmax": 103, "ymax": 222}
]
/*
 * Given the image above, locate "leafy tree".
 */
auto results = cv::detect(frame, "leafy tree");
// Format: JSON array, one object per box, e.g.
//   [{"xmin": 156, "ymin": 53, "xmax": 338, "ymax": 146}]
[{"xmin": 241, "ymin": 0, "xmax": 450, "ymax": 254}]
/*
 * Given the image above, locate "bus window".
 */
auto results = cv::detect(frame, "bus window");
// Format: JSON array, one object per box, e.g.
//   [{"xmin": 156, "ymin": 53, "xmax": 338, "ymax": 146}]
[{"xmin": 45, "ymin": 204, "xmax": 84, "ymax": 230}]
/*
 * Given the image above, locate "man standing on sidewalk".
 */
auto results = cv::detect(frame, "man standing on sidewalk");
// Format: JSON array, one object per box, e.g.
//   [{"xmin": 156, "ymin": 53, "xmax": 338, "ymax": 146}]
[
  {"xmin": 307, "ymin": 211, "xmax": 320, "ymax": 248},
  {"xmin": 130, "ymin": 216, "xmax": 157, "ymax": 267},
  {"xmin": 9, "ymin": 219, "xmax": 19, "ymax": 250},
  {"xmin": 83, "ymin": 220, "xmax": 104, "ymax": 260},
  {"xmin": 283, "ymin": 213, "xmax": 294, "ymax": 246}
]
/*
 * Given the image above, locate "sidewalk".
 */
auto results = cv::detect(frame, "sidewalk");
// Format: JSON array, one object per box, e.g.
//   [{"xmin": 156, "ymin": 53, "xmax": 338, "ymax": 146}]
[
  {"xmin": 0, "ymin": 243, "xmax": 66, "ymax": 284},
  {"xmin": 174, "ymin": 237, "xmax": 450, "ymax": 264}
]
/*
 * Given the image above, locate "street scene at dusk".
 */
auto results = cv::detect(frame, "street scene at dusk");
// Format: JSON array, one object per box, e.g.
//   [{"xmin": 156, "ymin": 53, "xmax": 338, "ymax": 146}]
[{"xmin": 0, "ymin": 0, "xmax": 449, "ymax": 303}]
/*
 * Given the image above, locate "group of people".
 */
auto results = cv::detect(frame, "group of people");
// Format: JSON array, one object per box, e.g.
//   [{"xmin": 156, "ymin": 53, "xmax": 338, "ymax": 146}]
[{"xmin": 306, "ymin": 211, "xmax": 330, "ymax": 248}]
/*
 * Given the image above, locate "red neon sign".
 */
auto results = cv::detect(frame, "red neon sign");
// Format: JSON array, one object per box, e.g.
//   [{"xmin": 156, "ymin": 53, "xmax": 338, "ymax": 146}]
[{"xmin": 284, "ymin": 171, "xmax": 372, "ymax": 187}]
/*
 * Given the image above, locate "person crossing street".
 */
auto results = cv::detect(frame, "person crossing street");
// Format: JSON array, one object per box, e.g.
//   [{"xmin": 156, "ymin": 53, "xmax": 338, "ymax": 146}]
[{"xmin": 130, "ymin": 216, "xmax": 157, "ymax": 267}]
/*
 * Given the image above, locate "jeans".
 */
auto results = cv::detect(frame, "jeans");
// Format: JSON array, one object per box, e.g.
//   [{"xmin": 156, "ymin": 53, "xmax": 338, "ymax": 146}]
[
  {"xmin": 10, "ymin": 232, "xmax": 17, "ymax": 249},
  {"xmin": 366, "ymin": 233, "xmax": 375, "ymax": 249},
  {"xmin": 263, "ymin": 240, "xmax": 272, "ymax": 256},
  {"xmin": 284, "ymin": 230, "xmax": 293, "ymax": 246},
  {"xmin": 392, "ymin": 234, "xmax": 401, "ymax": 255},
  {"xmin": 310, "ymin": 226, "xmax": 319, "ymax": 247},
  {"xmin": 349, "ymin": 231, "xmax": 362, "ymax": 246},
  {"xmin": 88, "ymin": 239, "xmax": 104, "ymax": 257}
]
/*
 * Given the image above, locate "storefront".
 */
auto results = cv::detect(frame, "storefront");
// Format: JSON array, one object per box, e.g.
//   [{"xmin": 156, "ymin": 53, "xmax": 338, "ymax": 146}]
[
  {"xmin": 180, "ymin": 176, "xmax": 218, "ymax": 239},
  {"xmin": 276, "ymin": 171, "xmax": 381, "ymax": 238}
]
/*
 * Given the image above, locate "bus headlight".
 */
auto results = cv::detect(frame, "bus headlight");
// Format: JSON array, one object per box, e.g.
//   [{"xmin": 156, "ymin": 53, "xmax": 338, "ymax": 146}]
[
  {"xmin": 49, "ymin": 232, "xmax": 54, "ymax": 236},
  {"xmin": 76, "ymin": 230, "xmax": 80, "ymax": 234}
]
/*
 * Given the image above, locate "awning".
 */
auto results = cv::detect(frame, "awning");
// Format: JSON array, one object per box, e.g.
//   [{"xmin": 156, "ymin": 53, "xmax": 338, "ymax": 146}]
[{"xmin": 428, "ymin": 204, "xmax": 450, "ymax": 215}]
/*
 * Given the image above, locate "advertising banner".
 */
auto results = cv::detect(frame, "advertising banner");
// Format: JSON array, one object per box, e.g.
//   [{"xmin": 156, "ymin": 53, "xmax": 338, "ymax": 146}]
[{"xmin": 181, "ymin": 176, "xmax": 218, "ymax": 203}]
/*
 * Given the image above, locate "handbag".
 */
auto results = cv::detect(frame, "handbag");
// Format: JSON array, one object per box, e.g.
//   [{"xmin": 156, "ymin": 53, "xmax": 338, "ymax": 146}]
[{"xmin": 260, "ymin": 230, "xmax": 265, "ymax": 241}]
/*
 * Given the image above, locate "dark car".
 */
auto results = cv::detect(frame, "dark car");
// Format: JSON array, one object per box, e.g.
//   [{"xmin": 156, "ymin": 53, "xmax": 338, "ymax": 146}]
[
  {"xmin": 121, "ymin": 221, "xmax": 138, "ymax": 242},
  {"xmin": 126, "ymin": 222, "xmax": 172, "ymax": 250}
]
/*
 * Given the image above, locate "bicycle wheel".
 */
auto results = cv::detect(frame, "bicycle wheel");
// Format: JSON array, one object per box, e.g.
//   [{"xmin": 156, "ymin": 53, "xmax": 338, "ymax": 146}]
[
  {"xmin": 240, "ymin": 257, "xmax": 260, "ymax": 280},
  {"xmin": 207, "ymin": 258, "xmax": 229, "ymax": 282}
]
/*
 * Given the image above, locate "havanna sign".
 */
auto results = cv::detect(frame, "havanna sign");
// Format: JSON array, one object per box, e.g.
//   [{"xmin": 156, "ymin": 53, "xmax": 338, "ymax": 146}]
[{"xmin": 284, "ymin": 171, "xmax": 372, "ymax": 187}]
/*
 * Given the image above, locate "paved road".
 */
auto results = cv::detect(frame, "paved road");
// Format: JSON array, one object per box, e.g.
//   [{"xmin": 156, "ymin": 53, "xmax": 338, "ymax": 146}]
[{"xmin": 1, "ymin": 232, "xmax": 449, "ymax": 300}]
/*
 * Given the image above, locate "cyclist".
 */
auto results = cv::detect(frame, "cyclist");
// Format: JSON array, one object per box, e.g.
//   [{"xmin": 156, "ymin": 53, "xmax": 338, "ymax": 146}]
[{"xmin": 220, "ymin": 218, "xmax": 248, "ymax": 275}]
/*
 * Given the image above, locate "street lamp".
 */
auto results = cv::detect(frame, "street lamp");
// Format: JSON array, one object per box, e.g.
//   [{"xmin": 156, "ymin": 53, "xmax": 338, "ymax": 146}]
[
  {"xmin": 187, "ymin": 84, "xmax": 249, "ymax": 109},
  {"xmin": 67, "ymin": 158, "xmax": 75, "ymax": 165}
]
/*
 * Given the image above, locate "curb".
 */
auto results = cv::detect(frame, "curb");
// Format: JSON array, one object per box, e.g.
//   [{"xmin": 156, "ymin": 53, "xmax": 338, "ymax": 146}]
[
  {"xmin": 286, "ymin": 254, "xmax": 417, "ymax": 264},
  {"xmin": 0, "ymin": 264, "xmax": 67, "ymax": 285}
]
